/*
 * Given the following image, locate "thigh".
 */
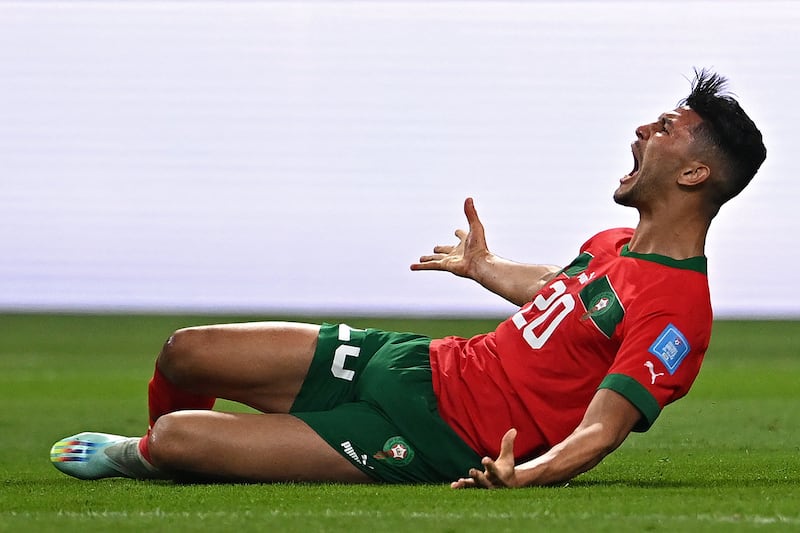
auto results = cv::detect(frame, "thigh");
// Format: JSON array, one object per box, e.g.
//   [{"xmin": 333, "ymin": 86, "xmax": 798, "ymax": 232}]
[
  {"xmin": 160, "ymin": 321, "xmax": 320, "ymax": 413},
  {"xmin": 149, "ymin": 410, "xmax": 374, "ymax": 483}
]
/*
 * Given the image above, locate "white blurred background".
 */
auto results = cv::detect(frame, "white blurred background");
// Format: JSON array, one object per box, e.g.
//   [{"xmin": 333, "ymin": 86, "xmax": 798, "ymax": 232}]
[{"xmin": 1, "ymin": 1, "xmax": 796, "ymax": 317}]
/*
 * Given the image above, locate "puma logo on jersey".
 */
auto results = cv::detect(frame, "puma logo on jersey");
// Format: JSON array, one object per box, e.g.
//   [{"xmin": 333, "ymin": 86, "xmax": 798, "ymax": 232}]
[{"xmin": 644, "ymin": 361, "xmax": 665, "ymax": 384}]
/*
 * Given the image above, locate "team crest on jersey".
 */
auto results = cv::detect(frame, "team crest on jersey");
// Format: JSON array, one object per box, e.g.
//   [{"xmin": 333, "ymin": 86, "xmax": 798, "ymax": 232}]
[
  {"xmin": 578, "ymin": 276, "xmax": 624, "ymax": 338},
  {"xmin": 374, "ymin": 436, "xmax": 415, "ymax": 466},
  {"xmin": 582, "ymin": 291, "xmax": 615, "ymax": 319},
  {"xmin": 648, "ymin": 324, "xmax": 690, "ymax": 374}
]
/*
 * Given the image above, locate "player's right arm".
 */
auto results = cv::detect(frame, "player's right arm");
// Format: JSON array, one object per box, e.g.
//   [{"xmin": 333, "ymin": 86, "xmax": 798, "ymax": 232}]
[
  {"xmin": 410, "ymin": 197, "xmax": 560, "ymax": 307},
  {"xmin": 451, "ymin": 389, "xmax": 641, "ymax": 489}
]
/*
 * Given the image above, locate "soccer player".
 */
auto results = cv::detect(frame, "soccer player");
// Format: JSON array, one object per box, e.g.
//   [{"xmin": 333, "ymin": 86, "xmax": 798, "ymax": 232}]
[{"xmin": 51, "ymin": 69, "xmax": 766, "ymax": 488}]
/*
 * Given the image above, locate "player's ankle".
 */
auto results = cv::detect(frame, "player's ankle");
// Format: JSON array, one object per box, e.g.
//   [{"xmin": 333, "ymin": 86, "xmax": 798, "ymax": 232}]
[{"xmin": 105, "ymin": 437, "xmax": 167, "ymax": 480}]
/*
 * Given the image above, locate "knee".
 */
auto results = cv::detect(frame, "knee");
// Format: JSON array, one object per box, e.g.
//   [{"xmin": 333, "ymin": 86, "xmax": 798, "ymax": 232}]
[
  {"xmin": 156, "ymin": 327, "xmax": 209, "ymax": 386},
  {"xmin": 147, "ymin": 412, "xmax": 196, "ymax": 471}
]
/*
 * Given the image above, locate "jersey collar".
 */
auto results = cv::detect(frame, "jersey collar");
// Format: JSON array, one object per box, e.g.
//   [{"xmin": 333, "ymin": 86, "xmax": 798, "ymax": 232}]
[{"xmin": 620, "ymin": 244, "xmax": 707, "ymax": 274}]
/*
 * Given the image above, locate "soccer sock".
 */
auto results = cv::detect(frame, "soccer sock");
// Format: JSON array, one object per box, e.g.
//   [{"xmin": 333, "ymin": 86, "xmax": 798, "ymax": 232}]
[
  {"xmin": 138, "ymin": 433, "xmax": 154, "ymax": 465},
  {"xmin": 102, "ymin": 437, "xmax": 168, "ymax": 480},
  {"xmin": 140, "ymin": 366, "xmax": 215, "ymax": 476},
  {"xmin": 147, "ymin": 365, "xmax": 216, "ymax": 428}
]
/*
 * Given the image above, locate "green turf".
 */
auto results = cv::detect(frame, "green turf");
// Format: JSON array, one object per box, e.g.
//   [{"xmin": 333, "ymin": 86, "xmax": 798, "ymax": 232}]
[{"xmin": 1, "ymin": 314, "xmax": 798, "ymax": 532}]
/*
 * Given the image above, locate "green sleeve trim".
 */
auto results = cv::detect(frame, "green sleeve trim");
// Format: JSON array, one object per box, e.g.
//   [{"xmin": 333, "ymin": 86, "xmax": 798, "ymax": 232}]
[
  {"xmin": 620, "ymin": 244, "xmax": 707, "ymax": 274},
  {"xmin": 558, "ymin": 252, "xmax": 594, "ymax": 278},
  {"xmin": 598, "ymin": 374, "xmax": 661, "ymax": 432}
]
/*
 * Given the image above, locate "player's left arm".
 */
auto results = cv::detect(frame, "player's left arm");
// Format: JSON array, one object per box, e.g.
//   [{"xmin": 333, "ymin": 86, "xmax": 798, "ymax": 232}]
[{"xmin": 451, "ymin": 388, "xmax": 641, "ymax": 489}]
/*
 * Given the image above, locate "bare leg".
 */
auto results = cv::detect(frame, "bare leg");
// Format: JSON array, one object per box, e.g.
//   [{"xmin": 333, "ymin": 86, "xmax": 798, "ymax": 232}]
[
  {"xmin": 148, "ymin": 410, "xmax": 373, "ymax": 483},
  {"xmin": 156, "ymin": 321, "xmax": 321, "ymax": 413},
  {"xmin": 52, "ymin": 321, "xmax": 373, "ymax": 483},
  {"xmin": 146, "ymin": 321, "xmax": 375, "ymax": 482}
]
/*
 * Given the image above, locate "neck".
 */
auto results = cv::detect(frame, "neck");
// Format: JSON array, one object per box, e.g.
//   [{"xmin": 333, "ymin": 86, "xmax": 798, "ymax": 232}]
[{"xmin": 627, "ymin": 206, "xmax": 712, "ymax": 259}]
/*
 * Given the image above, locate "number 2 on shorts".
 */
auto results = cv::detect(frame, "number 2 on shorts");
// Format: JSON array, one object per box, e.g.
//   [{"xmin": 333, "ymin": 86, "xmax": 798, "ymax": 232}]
[{"xmin": 331, "ymin": 324, "xmax": 362, "ymax": 381}]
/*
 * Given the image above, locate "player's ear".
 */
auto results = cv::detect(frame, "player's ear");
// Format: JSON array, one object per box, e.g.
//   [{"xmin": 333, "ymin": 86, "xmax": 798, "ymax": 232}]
[{"xmin": 677, "ymin": 162, "xmax": 711, "ymax": 187}]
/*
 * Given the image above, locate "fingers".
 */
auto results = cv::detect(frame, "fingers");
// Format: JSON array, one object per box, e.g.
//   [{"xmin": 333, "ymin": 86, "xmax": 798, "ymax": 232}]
[
  {"xmin": 410, "ymin": 260, "xmax": 443, "ymax": 271},
  {"xmin": 409, "ymin": 237, "xmax": 463, "ymax": 271},
  {"xmin": 451, "ymin": 463, "xmax": 497, "ymax": 490},
  {"xmin": 434, "ymin": 244, "xmax": 455, "ymax": 254},
  {"xmin": 417, "ymin": 241, "xmax": 461, "ymax": 260},
  {"xmin": 480, "ymin": 458, "xmax": 503, "ymax": 484},
  {"xmin": 498, "ymin": 428, "xmax": 517, "ymax": 461},
  {"xmin": 452, "ymin": 429, "xmax": 518, "ymax": 489},
  {"xmin": 451, "ymin": 471, "xmax": 490, "ymax": 489},
  {"xmin": 410, "ymin": 251, "xmax": 449, "ymax": 271},
  {"xmin": 464, "ymin": 197, "xmax": 476, "ymax": 219},
  {"xmin": 462, "ymin": 198, "xmax": 488, "ymax": 253},
  {"xmin": 450, "ymin": 478, "xmax": 477, "ymax": 489},
  {"xmin": 412, "ymin": 198, "xmax": 482, "ymax": 274},
  {"xmin": 463, "ymin": 197, "xmax": 484, "ymax": 231}
]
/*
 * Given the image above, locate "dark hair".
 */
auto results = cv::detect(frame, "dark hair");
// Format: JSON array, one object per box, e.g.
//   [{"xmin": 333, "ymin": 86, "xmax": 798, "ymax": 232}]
[{"xmin": 679, "ymin": 68, "xmax": 766, "ymax": 206}]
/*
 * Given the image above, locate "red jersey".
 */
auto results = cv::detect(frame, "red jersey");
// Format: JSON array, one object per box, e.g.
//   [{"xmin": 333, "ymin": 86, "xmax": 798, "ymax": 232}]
[{"xmin": 429, "ymin": 228, "xmax": 712, "ymax": 460}]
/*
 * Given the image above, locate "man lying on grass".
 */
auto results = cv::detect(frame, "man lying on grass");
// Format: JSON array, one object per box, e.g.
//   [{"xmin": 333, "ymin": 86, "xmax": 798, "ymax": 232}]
[{"xmin": 51, "ymin": 69, "xmax": 765, "ymax": 488}]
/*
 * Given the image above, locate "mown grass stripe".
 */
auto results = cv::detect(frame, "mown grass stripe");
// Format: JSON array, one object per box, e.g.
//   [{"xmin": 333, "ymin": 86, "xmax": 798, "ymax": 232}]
[{"xmin": 3, "ymin": 510, "xmax": 800, "ymax": 525}]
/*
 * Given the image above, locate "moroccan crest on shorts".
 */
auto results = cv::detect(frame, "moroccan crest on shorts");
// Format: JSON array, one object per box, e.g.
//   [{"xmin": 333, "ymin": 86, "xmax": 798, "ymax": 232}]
[{"xmin": 374, "ymin": 436, "xmax": 415, "ymax": 466}]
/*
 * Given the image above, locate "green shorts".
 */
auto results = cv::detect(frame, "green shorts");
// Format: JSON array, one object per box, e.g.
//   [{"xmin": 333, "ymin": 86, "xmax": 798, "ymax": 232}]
[{"xmin": 290, "ymin": 323, "xmax": 482, "ymax": 483}]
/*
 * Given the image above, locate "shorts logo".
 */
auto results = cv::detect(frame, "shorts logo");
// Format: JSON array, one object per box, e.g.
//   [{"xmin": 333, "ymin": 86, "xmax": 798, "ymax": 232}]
[
  {"xmin": 648, "ymin": 324, "xmax": 690, "ymax": 374},
  {"xmin": 374, "ymin": 436, "xmax": 415, "ymax": 466},
  {"xmin": 340, "ymin": 440, "xmax": 372, "ymax": 469}
]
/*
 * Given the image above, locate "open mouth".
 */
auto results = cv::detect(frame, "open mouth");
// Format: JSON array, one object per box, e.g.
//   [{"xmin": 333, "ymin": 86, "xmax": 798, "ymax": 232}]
[{"xmin": 622, "ymin": 144, "xmax": 640, "ymax": 182}]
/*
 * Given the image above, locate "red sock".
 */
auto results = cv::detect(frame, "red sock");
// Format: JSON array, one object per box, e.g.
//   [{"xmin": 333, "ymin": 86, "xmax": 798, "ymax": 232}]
[
  {"xmin": 138, "ymin": 433, "xmax": 153, "ymax": 464},
  {"xmin": 147, "ymin": 365, "xmax": 216, "ymax": 428}
]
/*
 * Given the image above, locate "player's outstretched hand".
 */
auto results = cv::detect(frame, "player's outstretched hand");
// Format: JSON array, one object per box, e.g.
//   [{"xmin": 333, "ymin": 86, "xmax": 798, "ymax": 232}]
[
  {"xmin": 451, "ymin": 428, "xmax": 518, "ymax": 489},
  {"xmin": 410, "ymin": 197, "xmax": 490, "ymax": 280}
]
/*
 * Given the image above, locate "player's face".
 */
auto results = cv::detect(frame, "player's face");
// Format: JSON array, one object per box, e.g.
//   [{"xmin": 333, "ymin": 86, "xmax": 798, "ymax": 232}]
[{"xmin": 614, "ymin": 106, "xmax": 704, "ymax": 208}]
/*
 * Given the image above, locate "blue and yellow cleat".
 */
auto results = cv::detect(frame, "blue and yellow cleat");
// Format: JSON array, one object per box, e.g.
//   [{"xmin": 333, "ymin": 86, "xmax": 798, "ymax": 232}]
[{"xmin": 50, "ymin": 432, "xmax": 137, "ymax": 480}]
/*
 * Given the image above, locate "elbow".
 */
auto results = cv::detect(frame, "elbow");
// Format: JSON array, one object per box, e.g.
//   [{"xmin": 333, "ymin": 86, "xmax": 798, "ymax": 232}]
[
  {"xmin": 527, "ymin": 269, "xmax": 562, "ymax": 298},
  {"xmin": 597, "ymin": 438, "xmax": 618, "ymax": 460}
]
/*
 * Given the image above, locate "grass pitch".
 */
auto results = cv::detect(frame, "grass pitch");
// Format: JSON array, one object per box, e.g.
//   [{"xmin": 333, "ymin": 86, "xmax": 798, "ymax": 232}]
[{"xmin": 1, "ymin": 314, "xmax": 798, "ymax": 532}]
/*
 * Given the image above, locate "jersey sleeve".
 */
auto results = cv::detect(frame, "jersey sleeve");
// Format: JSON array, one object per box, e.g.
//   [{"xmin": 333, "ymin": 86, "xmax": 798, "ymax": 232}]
[{"xmin": 598, "ymin": 289, "xmax": 711, "ymax": 432}]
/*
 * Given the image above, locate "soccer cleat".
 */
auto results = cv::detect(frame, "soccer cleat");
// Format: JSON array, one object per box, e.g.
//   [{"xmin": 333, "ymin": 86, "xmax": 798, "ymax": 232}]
[{"xmin": 50, "ymin": 432, "xmax": 147, "ymax": 480}]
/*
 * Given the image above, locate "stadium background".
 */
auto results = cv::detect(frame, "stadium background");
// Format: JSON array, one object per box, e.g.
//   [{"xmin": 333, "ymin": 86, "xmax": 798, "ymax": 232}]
[{"xmin": 1, "ymin": 1, "xmax": 797, "ymax": 318}]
